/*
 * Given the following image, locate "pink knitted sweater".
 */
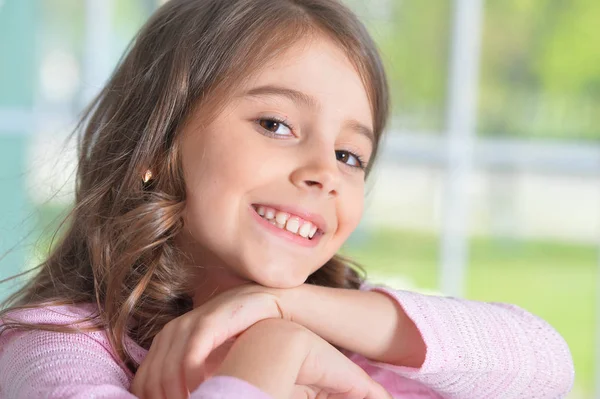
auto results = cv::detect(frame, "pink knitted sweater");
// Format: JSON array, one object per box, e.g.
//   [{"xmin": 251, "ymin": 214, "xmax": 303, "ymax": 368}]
[{"xmin": 0, "ymin": 283, "xmax": 574, "ymax": 398}]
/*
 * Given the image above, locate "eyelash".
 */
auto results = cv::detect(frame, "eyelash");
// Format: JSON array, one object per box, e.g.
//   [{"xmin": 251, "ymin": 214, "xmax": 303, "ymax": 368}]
[{"xmin": 256, "ymin": 116, "xmax": 367, "ymax": 171}]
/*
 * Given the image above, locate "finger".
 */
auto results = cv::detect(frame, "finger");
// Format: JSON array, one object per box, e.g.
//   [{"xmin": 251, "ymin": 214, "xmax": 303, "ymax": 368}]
[
  {"xmin": 339, "ymin": 377, "xmax": 392, "ymax": 399},
  {"xmin": 132, "ymin": 332, "xmax": 164, "ymax": 399},
  {"xmin": 296, "ymin": 345, "xmax": 364, "ymax": 399},
  {"xmin": 369, "ymin": 379, "xmax": 394, "ymax": 399},
  {"xmin": 325, "ymin": 371, "xmax": 391, "ymax": 399},
  {"xmin": 130, "ymin": 360, "xmax": 147, "ymax": 397},
  {"xmin": 292, "ymin": 385, "xmax": 320, "ymax": 399},
  {"xmin": 182, "ymin": 319, "xmax": 225, "ymax": 390},
  {"xmin": 148, "ymin": 325, "xmax": 184, "ymax": 399},
  {"xmin": 328, "ymin": 368, "xmax": 391, "ymax": 399},
  {"xmin": 297, "ymin": 337, "xmax": 389, "ymax": 399},
  {"xmin": 161, "ymin": 320, "xmax": 197, "ymax": 398}
]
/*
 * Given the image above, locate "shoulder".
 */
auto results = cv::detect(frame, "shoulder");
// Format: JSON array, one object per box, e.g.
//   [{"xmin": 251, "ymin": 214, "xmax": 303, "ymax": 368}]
[
  {"xmin": 0, "ymin": 303, "xmax": 118, "ymax": 361},
  {"xmin": 0, "ymin": 303, "xmax": 147, "ymax": 380},
  {"xmin": 0, "ymin": 309, "xmax": 133, "ymax": 397},
  {"xmin": 1, "ymin": 302, "xmax": 99, "ymax": 326}
]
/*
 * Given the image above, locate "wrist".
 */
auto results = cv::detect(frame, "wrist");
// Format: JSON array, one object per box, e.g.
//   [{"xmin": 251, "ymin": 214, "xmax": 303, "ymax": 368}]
[
  {"xmin": 398, "ymin": 312, "xmax": 427, "ymax": 367},
  {"xmin": 277, "ymin": 283, "xmax": 309, "ymax": 323},
  {"xmin": 373, "ymin": 290, "xmax": 426, "ymax": 368}
]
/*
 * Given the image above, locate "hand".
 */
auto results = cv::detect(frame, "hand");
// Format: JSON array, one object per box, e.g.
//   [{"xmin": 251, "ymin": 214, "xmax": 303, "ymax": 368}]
[
  {"xmin": 216, "ymin": 318, "xmax": 393, "ymax": 399},
  {"xmin": 130, "ymin": 282, "xmax": 295, "ymax": 399}
]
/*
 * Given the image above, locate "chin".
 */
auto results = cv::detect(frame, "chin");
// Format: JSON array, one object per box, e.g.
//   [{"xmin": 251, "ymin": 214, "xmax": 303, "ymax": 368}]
[
  {"xmin": 253, "ymin": 273, "xmax": 306, "ymax": 289},
  {"xmin": 260, "ymin": 279, "xmax": 303, "ymax": 289},
  {"xmin": 245, "ymin": 263, "xmax": 309, "ymax": 289}
]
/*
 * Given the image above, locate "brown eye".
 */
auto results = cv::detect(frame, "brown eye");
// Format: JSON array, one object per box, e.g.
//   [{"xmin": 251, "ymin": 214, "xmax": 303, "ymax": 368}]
[
  {"xmin": 337, "ymin": 152, "xmax": 349, "ymax": 163},
  {"xmin": 336, "ymin": 150, "xmax": 365, "ymax": 169},
  {"xmin": 259, "ymin": 120, "xmax": 281, "ymax": 132},
  {"xmin": 257, "ymin": 118, "xmax": 293, "ymax": 137}
]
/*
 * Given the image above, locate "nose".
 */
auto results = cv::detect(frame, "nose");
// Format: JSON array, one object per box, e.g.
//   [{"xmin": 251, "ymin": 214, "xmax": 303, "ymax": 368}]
[{"xmin": 290, "ymin": 151, "xmax": 340, "ymax": 198}]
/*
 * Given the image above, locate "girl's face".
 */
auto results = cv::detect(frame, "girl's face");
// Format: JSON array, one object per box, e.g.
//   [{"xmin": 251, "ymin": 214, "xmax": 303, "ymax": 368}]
[{"xmin": 177, "ymin": 36, "xmax": 374, "ymax": 290}]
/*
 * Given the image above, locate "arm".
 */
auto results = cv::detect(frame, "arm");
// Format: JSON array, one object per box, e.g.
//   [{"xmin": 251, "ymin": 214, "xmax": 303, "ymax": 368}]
[
  {"xmin": 214, "ymin": 318, "xmax": 392, "ymax": 399},
  {"xmin": 213, "ymin": 318, "xmax": 305, "ymax": 399},
  {"xmin": 283, "ymin": 282, "xmax": 575, "ymax": 398},
  {"xmin": 283, "ymin": 283, "xmax": 426, "ymax": 367}
]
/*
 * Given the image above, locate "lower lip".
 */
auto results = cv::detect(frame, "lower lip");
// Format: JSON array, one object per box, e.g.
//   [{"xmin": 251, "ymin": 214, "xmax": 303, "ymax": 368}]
[{"xmin": 249, "ymin": 205, "xmax": 322, "ymax": 248}]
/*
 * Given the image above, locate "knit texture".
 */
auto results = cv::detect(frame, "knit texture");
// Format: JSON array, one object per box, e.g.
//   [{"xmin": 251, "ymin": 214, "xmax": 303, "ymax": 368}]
[{"xmin": 0, "ymin": 283, "xmax": 574, "ymax": 398}]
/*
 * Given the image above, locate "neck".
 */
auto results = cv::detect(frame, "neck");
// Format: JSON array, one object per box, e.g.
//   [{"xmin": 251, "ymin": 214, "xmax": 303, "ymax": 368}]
[
  {"xmin": 191, "ymin": 266, "xmax": 249, "ymax": 308},
  {"xmin": 176, "ymin": 231, "xmax": 251, "ymax": 308}
]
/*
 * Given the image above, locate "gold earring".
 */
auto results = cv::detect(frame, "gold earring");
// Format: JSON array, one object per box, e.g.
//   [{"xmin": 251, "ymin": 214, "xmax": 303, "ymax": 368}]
[{"xmin": 143, "ymin": 169, "xmax": 153, "ymax": 184}]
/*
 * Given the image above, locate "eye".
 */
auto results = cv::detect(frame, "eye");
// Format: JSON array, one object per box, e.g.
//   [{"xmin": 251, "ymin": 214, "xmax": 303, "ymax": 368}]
[
  {"xmin": 257, "ymin": 117, "xmax": 293, "ymax": 137},
  {"xmin": 336, "ymin": 150, "xmax": 366, "ymax": 170}
]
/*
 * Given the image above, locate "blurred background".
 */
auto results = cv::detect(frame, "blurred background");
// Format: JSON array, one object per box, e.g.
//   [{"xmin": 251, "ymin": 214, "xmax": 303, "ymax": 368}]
[{"xmin": 0, "ymin": 0, "xmax": 597, "ymax": 397}]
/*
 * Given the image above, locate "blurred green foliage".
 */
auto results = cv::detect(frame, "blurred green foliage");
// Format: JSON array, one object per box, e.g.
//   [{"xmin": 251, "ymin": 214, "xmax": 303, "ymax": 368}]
[
  {"xmin": 480, "ymin": 0, "xmax": 600, "ymax": 140},
  {"xmin": 350, "ymin": 0, "xmax": 600, "ymax": 141}
]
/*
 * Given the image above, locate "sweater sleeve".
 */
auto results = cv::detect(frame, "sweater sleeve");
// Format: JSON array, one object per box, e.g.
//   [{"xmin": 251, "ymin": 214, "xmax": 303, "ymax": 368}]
[
  {"xmin": 0, "ymin": 328, "xmax": 272, "ymax": 399},
  {"xmin": 190, "ymin": 376, "xmax": 274, "ymax": 399},
  {"xmin": 0, "ymin": 327, "xmax": 137, "ymax": 399},
  {"xmin": 351, "ymin": 283, "xmax": 575, "ymax": 398}
]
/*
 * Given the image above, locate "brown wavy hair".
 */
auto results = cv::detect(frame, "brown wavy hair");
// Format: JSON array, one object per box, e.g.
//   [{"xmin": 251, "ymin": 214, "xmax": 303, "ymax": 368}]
[{"xmin": 0, "ymin": 0, "xmax": 389, "ymax": 374}]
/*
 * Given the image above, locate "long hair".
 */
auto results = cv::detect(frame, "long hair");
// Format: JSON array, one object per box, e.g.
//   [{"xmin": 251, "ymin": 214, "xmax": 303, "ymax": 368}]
[{"xmin": 0, "ymin": 0, "xmax": 389, "ymax": 373}]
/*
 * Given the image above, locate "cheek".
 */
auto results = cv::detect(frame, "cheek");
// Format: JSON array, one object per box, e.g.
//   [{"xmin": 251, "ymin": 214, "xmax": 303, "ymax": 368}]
[
  {"xmin": 181, "ymin": 154, "xmax": 236, "ymax": 240},
  {"xmin": 179, "ymin": 130, "xmax": 268, "ymax": 244},
  {"xmin": 340, "ymin": 185, "xmax": 364, "ymax": 233},
  {"xmin": 181, "ymin": 185, "xmax": 227, "ymax": 249}
]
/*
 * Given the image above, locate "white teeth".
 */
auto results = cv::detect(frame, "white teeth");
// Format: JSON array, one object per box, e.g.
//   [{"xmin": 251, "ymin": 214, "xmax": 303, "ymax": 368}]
[
  {"xmin": 264, "ymin": 208, "xmax": 275, "ymax": 220},
  {"xmin": 275, "ymin": 211, "xmax": 290, "ymax": 225},
  {"xmin": 298, "ymin": 222, "xmax": 312, "ymax": 238},
  {"xmin": 285, "ymin": 218, "xmax": 300, "ymax": 234},
  {"xmin": 256, "ymin": 205, "xmax": 320, "ymax": 240}
]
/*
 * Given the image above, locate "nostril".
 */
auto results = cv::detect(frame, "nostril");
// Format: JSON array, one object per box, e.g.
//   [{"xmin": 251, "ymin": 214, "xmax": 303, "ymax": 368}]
[{"xmin": 305, "ymin": 180, "xmax": 320, "ymax": 187}]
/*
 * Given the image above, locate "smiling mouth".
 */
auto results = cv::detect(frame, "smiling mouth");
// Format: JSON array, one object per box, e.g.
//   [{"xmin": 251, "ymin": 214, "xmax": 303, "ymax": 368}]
[{"xmin": 251, "ymin": 204, "xmax": 323, "ymax": 240}]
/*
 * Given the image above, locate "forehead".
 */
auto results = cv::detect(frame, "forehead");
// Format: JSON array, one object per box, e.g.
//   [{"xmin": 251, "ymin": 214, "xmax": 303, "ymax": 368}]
[{"xmin": 237, "ymin": 37, "xmax": 373, "ymax": 128}]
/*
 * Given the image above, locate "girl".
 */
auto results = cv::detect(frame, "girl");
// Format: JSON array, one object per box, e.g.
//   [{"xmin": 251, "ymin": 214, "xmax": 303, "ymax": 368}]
[{"xmin": 0, "ymin": 0, "xmax": 574, "ymax": 398}]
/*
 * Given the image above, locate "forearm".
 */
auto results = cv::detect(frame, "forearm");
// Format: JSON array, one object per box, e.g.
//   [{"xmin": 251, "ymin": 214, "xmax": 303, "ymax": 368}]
[
  {"xmin": 285, "ymin": 284, "xmax": 426, "ymax": 367},
  {"xmin": 215, "ymin": 319, "xmax": 306, "ymax": 399}
]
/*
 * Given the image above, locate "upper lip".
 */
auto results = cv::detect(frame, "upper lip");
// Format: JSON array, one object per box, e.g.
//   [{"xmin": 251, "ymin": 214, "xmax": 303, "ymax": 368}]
[{"xmin": 253, "ymin": 203, "xmax": 328, "ymax": 233}]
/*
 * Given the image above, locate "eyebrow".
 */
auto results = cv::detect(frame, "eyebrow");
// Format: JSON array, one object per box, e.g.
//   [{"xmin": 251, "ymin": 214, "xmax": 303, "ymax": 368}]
[{"xmin": 243, "ymin": 85, "xmax": 375, "ymax": 146}]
